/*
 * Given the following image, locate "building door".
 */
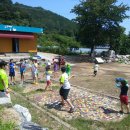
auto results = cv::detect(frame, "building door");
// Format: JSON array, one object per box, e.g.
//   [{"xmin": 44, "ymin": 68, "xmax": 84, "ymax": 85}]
[{"xmin": 12, "ymin": 38, "xmax": 19, "ymax": 53}]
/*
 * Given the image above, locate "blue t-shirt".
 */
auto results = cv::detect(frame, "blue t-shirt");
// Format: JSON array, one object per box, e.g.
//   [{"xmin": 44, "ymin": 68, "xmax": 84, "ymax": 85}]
[
  {"xmin": 9, "ymin": 63, "xmax": 15, "ymax": 73},
  {"xmin": 20, "ymin": 62, "xmax": 26, "ymax": 72}
]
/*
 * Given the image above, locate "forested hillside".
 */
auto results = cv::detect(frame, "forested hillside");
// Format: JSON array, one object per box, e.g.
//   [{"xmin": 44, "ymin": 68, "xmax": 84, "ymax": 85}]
[{"xmin": 0, "ymin": 0, "xmax": 78, "ymax": 37}]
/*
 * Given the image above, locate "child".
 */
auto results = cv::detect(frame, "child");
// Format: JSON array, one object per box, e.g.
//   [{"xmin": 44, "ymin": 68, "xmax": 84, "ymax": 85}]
[
  {"xmin": 93, "ymin": 62, "xmax": 99, "ymax": 76},
  {"xmin": 115, "ymin": 78, "xmax": 129, "ymax": 114},
  {"xmin": 44, "ymin": 66, "xmax": 52, "ymax": 91},
  {"xmin": 31, "ymin": 60, "xmax": 38, "ymax": 85},
  {"xmin": 19, "ymin": 59, "xmax": 26, "ymax": 84},
  {"xmin": 0, "ymin": 61, "xmax": 10, "ymax": 97},
  {"xmin": 9, "ymin": 59, "xmax": 16, "ymax": 85},
  {"xmin": 59, "ymin": 67, "xmax": 75, "ymax": 113},
  {"xmin": 53, "ymin": 61, "xmax": 58, "ymax": 78},
  {"xmin": 66, "ymin": 63, "xmax": 71, "ymax": 77}
]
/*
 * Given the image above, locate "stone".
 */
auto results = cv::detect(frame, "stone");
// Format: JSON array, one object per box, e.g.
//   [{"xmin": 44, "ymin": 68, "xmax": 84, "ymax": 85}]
[
  {"xmin": 13, "ymin": 104, "xmax": 32, "ymax": 122},
  {"xmin": 0, "ymin": 92, "xmax": 12, "ymax": 105},
  {"xmin": 20, "ymin": 122, "xmax": 48, "ymax": 130}
]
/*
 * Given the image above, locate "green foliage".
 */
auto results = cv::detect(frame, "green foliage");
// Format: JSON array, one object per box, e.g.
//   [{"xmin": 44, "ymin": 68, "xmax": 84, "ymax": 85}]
[
  {"xmin": 0, "ymin": 105, "xmax": 16, "ymax": 130},
  {"xmin": 38, "ymin": 33, "xmax": 80, "ymax": 55},
  {"xmin": 0, "ymin": 0, "xmax": 78, "ymax": 37},
  {"xmin": 118, "ymin": 33, "xmax": 130, "ymax": 54},
  {"xmin": 0, "ymin": 120, "xmax": 15, "ymax": 130},
  {"xmin": 69, "ymin": 116, "xmax": 130, "ymax": 130},
  {"xmin": 72, "ymin": 0, "xmax": 130, "ymax": 55}
]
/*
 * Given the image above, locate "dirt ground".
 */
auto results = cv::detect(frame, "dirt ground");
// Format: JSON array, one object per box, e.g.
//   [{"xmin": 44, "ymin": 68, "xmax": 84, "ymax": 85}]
[
  {"xmin": 11, "ymin": 54, "xmax": 130, "ymax": 101},
  {"xmin": 70, "ymin": 62, "xmax": 130, "ymax": 97},
  {"xmin": 6, "ymin": 54, "xmax": 130, "ymax": 124}
]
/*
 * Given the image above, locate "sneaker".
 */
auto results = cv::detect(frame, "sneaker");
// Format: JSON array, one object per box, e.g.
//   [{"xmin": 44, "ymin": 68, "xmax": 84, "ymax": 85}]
[{"xmin": 69, "ymin": 107, "xmax": 75, "ymax": 113}]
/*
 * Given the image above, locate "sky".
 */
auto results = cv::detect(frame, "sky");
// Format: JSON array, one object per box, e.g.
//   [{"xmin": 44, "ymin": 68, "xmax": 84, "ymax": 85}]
[{"xmin": 12, "ymin": 0, "xmax": 130, "ymax": 34}]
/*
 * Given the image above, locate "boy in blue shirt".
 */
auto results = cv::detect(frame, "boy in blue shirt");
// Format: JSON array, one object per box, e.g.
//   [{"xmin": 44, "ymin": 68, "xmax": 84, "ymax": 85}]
[{"xmin": 9, "ymin": 59, "xmax": 15, "ymax": 85}]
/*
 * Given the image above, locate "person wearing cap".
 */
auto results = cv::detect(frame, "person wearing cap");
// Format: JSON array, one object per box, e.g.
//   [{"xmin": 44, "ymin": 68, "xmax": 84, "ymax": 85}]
[
  {"xmin": 115, "ymin": 77, "xmax": 129, "ymax": 114},
  {"xmin": 59, "ymin": 66, "xmax": 75, "ymax": 113},
  {"xmin": 0, "ymin": 61, "xmax": 9, "ymax": 95}
]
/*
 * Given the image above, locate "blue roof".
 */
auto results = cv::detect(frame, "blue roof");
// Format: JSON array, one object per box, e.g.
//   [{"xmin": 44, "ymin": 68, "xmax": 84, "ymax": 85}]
[{"xmin": 0, "ymin": 24, "xmax": 44, "ymax": 34}]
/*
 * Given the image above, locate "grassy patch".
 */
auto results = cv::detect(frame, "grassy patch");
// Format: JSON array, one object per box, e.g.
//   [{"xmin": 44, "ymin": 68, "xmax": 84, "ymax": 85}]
[
  {"xmin": 69, "ymin": 116, "xmax": 130, "ymax": 130},
  {"xmin": 11, "ymin": 92, "xmax": 67, "ymax": 130},
  {"xmin": 52, "ymin": 85, "xmax": 59, "ymax": 90},
  {"xmin": 39, "ymin": 80, "xmax": 45, "ymax": 83},
  {"xmin": 9, "ymin": 85, "xmax": 24, "ymax": 93},
  {"xmin": 0, "ymin": 120, "xmax": 16, "ymax": 130},
  {"xmin": 22, "ymin": 88, "xmax": 45, "ymax": 96},
  {"xmin": 0, "ymin": 105, "xmax": 16, "ymax": 130}
]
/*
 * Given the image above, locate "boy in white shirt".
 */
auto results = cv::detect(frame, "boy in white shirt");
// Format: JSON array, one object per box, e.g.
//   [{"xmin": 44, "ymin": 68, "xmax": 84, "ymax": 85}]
[
  {"xmin": 59, "ymin": 67, "xmax": 75, "ymax": 113},
  {"xmin": 93, "ymin": 62, "xmax": 99, "ymax": 76}
]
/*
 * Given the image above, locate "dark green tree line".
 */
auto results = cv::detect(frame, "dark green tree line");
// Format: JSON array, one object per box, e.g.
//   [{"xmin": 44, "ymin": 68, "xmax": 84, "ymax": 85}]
[{"xmin": 72, "ymin": 0, "xmax": 130, "ymax": 56}]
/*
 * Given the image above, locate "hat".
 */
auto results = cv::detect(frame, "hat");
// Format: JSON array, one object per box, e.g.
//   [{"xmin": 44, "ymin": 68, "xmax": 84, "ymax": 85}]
[{"xmin": 61, "ymin": 66, "xmax": 66, "ymax": 72}]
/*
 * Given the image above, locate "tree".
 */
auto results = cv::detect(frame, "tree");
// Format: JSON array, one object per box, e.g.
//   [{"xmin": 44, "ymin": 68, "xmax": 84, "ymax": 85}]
[
  {"xmin": 37, "ymin": 33, "xmax": 80, "ymax": 54},
  {"xmin": 72, "ymin": 0, "xmax": 129, "ymax": 56}
]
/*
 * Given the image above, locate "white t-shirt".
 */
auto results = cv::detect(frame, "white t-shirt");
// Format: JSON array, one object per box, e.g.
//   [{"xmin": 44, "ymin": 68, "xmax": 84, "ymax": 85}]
[
  {"xmin": 94, "ymin": 64, "xmax": 99, "ymax": 71},
  {"xmin": 60, "ymin": 73, "xmax": 71, "ymax": 89},
  {"xmin": 45, "ymin": 71, "xmax": 52, "ymax": 81}
]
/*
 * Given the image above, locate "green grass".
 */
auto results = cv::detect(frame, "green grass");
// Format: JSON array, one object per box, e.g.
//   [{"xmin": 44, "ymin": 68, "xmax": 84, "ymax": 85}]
[
  {"xmin": 52, "ymin": 85, "xmax": 59, "ymax": 90},
  {"xmin": 0, "ymin": 120, "xmax": 16, "ymax": 130},
  {"xmin": 10, "ymin": 85, "xmax": 24, "ymax": 93},
  {"xmin": 22, "ymin": 88, "xmax": 45, "ymax": 96},
  {"xmin": 0, "ymin": 105, "xmax": 16, "ymax": 130},
  {"xmin": 69, "ymin": 116, "xmax": 130, "ymax": 130},
  {"xmin": 11, "ymin": 92, "xmax": 67, "ymax": 130}
]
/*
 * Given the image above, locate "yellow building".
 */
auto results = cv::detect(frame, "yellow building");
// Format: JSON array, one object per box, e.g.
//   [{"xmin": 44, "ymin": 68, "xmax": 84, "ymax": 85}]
[{"xmin": 0, "ymin": 24, "xmax": 44, "ymax": 53}]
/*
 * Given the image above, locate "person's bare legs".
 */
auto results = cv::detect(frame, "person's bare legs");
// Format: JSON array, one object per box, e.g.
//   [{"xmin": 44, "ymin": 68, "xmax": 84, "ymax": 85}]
[
  {"xmin": 65, "ymin": 99, "xmax": 74, "ymax": 108},
  {"xmin": 126, "ymin": 104, "xmax": 129, "ymax": 113},
  {"xmin": 60, "ymin": 96, "xmax": 65, "ymax": 105},
  {"xmin": 10, "ymin": 76, "xmax": 13, "ymax": 84},
  {"xmin": 120, "ymin": 102, "xmax": 124, "ymax": 112},
  {"xmin": 13, "ymin": 77, "xmax": 15, "ymax": 84}
]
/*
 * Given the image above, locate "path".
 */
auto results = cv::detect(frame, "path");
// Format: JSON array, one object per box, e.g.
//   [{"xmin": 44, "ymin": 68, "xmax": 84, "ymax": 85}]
[{"xmin": 22, "ymin": 82, "xmax": 125, "ymax": 122}]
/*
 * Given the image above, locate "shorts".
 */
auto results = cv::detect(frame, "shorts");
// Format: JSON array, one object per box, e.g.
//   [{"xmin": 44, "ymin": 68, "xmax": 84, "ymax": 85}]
[
  {"xmin": 20, "ymin": 69, "xmax": 25, "ymax": 75},
  {"xmin": 9, "ymin": 72, "xmax": 15, "ymax": 77},
  {"xmin": 32, "ymin": 71, "xmax": 38, "ymax": 78},
  {"xmin": 47, "ymin": 80, "xmax": 51, "ymax": 86},
  {"xmin": 120, "ymin": 95, "xmax": 128, "ymax": 105},
  {"xmin": 59, "ymin": 87, "xmax": 70, "ymax": 100},
  {"xmin": 94, "ymin": 70, "xmax": 97, "ymax": 75}
]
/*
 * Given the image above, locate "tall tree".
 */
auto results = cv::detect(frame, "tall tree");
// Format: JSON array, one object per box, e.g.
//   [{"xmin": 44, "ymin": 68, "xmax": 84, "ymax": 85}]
[{"xmin": 72, "ymin": 0, "xmax": 129, "ymax": 56}]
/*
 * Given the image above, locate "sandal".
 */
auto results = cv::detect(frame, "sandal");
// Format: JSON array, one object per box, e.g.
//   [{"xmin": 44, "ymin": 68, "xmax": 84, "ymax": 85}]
[
  {"xmin": 69, "ymin": 107, "xmax": 75, "ymax": 113},
  {"xmin": 119, "ymin": 110, "xmax": 123, "ymax": 114}
]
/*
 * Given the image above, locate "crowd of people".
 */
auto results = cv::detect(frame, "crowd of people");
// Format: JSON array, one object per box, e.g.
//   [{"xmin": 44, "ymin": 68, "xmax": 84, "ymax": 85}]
[{"xmin": 0, "ymin": 56, "xmax": 129, "ymax": 114}]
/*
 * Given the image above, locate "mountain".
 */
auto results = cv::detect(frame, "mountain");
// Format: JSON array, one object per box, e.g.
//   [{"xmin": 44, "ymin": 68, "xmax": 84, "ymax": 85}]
[{"xmin": 0, "ymin": 0, "xmax": 78, "ymax": 36}]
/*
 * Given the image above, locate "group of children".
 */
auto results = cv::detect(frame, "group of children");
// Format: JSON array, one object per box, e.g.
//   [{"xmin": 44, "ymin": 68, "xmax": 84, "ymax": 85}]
[
  {"xmin": 9, "ymin": 58, "xmax": 38, "ymax": 85},
  {"xmin": 0, "ymin": 58, "xmax": 129, "ymax": 114}
]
